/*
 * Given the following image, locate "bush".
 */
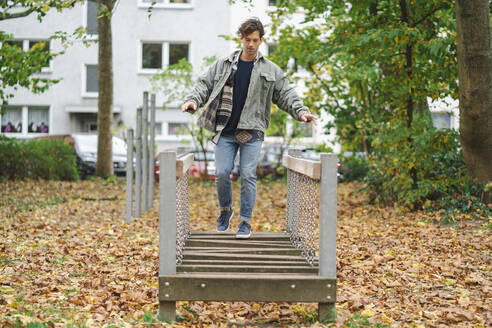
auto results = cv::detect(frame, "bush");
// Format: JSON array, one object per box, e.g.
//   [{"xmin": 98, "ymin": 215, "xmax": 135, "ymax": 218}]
[
  {"xmin": 364, "ymin": 116, "xmax": 490, "ymax": 218},
  {"xmin": 0, "ymin": 136, "xmax": 78, "ymax": 180},
  {"xmin": 340, "ymin": 155, "xmax": 369, "ymax": 182}
]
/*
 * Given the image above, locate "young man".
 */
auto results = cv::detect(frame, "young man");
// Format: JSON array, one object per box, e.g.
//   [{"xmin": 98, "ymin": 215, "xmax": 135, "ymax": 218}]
[{"xmin": 182, "ymin": 17, "xmax": 317, "ymax": 239}]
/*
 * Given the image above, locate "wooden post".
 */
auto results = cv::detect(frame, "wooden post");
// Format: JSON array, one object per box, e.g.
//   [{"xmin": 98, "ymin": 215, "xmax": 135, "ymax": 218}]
[
  {"xmin": 125, "ymin": 128, "xmax": 134, "ymax": 223},
  {"xmin": 135, "ymin": 108, "xmax": 142, "ymax": 218},
  {"xmin": 318, "ymin": 153, "xmax": 337, "ymax": 323},
  {"xmin": 159, "ymin": 151, "xmax": 177, "ymax": 322},
  {"xmin": 148, "ymin": 93, "xmax": 156, "ymax": 209},
  {"xmin": 142, "ymin": 92, "xmax": 149, "ymax": 212}
]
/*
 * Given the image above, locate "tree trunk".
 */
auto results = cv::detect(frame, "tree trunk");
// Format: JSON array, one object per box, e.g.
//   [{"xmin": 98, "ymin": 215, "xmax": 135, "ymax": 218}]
[
  {"xmin": 456, "ymin": 0, "xmax": 492, "ymax": 203},
  {"xmin": 96, "ymin": 0, "xmax": 114, "ymax": 176}
]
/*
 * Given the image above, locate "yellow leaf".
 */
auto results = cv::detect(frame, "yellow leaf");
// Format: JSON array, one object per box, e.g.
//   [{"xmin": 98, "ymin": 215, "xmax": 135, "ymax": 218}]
[
  {"xmin": 361, "ymin": 309, "xmax": 376, "ymax": 317},
  {"xmin": 381, "ymin": 314, "xmax": 393, "ymax": 323}
]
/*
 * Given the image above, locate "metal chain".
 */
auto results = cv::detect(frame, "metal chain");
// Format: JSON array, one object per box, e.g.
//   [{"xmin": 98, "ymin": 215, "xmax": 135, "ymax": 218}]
[
  {"xmin": 287, "ymin": 169, "xmax": 319, "ymax": 266},
  {"xmin": 286, "ymin": 169, "xmax": 292, "ymax": 232},
  {"xmin": 175, "ymin": 171, "xmax": 190, "ymax": 264}
]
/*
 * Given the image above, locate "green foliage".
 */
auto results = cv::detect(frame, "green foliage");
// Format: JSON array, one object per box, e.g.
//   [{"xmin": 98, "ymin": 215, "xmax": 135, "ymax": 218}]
[
  {"xmin": 150, "ymin": 58, "xmax": 195, "ymax": 110},
  {"xmin": 340, "ymin": 155, "xmax": 369, "ymax": 182},
  {"xmin": 0, "ymin": 136, "xmax": 78, "ymax": 180},
  {"xmin": 365, "ymin": 120, "xmax": 490, "ymax": 218},
  {"xmin": 270, "ymin": 0, "xmax": 457, "ymax": 153},
  {"xmin": 0, "ymin": 32, "xmax": 61, "ymax": 106},
  {"xmin": 268, "ymin": 0, "xmax": 491, "ymax": 216}
]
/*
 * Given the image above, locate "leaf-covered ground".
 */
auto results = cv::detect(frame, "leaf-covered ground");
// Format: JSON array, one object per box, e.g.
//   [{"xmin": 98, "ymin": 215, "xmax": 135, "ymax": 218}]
[{"xmin": 0, "ymin": 178, "xmax": 490, "ymax": 327}]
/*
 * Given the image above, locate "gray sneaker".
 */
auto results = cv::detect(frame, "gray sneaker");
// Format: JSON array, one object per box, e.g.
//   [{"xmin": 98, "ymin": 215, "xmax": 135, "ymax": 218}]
[
  {"xmin": 217, "ymin": 209, "xmax": 233, "ymax": 232},
  {"xmin": 236, "ymin": 220, "xmax": 251, "ymax": 239}
]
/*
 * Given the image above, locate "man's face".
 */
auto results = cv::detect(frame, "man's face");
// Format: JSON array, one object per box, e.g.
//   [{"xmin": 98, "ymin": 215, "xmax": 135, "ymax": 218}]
[{"xmin": 240, "ymin": 30, "xmax": 263, "ymax": 58}]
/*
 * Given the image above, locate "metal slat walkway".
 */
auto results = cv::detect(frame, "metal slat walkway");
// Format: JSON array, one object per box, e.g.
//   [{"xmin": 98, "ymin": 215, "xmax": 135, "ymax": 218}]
[
  {"xmin": 181, "ymin": 232, "xmax": 318, "ymax": 274},
  {"xmin": 159, "ymin": 231, "xmax": 335, "ymax": 303}
]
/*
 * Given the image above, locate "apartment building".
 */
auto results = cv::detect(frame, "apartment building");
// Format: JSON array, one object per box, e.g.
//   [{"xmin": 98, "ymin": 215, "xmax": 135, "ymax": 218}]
[{"xmin": 0, "ymin": 0, "xmax": 231, "ymax": 150}]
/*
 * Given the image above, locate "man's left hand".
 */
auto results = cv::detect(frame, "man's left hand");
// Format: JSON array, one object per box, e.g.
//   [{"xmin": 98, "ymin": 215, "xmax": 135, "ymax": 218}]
[{"xmin": 300, "ymin": 113, "xmax": 318, "ymax": 126}]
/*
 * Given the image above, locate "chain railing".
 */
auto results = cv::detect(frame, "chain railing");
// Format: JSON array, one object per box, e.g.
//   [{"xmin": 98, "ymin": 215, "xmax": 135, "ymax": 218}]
[
  {"xmin": 284, "ymin": 154, "xmax": 322, "ymax": 266},
  {"xmin": 176, "ymin": 170, "xmax": 190, "ymax": 264},
  {"xmin": 158, "ymin": 152, "xmax": 194, "ymax": 276}
]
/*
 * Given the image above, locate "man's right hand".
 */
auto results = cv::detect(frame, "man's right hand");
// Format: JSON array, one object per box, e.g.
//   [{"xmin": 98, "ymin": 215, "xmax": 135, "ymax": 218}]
[{"xmin": 181, "ymin": 101, "xmax": 197, "ymax": 113}]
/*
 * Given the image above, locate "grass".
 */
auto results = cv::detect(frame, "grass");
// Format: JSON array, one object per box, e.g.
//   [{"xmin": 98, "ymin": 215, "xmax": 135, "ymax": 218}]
[{"xmin": 343, "ymin": 313, "xmax": 391, "ymax": 328}]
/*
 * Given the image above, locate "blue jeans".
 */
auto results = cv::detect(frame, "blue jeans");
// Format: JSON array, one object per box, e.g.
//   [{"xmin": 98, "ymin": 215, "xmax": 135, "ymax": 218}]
[{"xmin": 215, "ymin": 135, "xmax": 263, "ymax": 222}]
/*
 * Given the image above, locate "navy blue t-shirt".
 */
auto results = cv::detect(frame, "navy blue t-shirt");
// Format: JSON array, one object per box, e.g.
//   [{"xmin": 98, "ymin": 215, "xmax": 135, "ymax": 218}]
[{"xmin": 222, "ymin": 59, "xmax": 254, "ymax": 136}]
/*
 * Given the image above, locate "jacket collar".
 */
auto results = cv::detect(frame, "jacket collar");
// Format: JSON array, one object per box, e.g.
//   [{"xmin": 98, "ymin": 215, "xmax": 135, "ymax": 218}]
[{"xmin": 227, "ymin": 50, "xmax": 263, "ymax": 65}]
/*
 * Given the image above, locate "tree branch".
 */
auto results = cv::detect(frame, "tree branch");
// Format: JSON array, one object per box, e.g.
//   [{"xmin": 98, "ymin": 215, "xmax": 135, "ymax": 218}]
[
  {"xmin": 388, "ymin": 52, "xmax": 406, "ymax": 58},
  {"xmin": 0, "ymin": 7, "xmax": 36, "ymax": 21},
  {"xmin": 306, "ymin": 64, "xmax": 343, "ymax": 109},
  {"xmin": 411, "ymin": 6, "xmax": 445, "ymax": 27}
]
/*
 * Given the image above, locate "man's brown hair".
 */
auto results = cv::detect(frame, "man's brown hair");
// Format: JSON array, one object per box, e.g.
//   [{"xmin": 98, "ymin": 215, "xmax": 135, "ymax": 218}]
[{"xmin": 238, "ymin": 17, "xmax": 265, "ymax": 38}]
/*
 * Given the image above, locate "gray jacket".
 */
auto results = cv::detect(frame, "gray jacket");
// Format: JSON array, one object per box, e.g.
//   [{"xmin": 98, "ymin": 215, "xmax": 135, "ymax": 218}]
[{"xmin": 184, "ymin": 50, "xmax": 310, "ymax": 133}]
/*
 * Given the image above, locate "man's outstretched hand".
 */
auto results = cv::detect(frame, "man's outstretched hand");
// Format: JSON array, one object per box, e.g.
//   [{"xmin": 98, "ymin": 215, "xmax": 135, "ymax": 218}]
[
  {"xmin": 300, "ymin": 113, "xmax": 318, "ymax": 126},
  {"xmin": 181, "ymin": 101, "xmax": 197, "ymax": 113}
]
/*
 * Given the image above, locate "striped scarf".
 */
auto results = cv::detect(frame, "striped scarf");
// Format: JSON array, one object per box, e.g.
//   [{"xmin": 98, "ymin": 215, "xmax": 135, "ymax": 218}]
[{"xmin": 215, "ymin": 73, "xmax": 234, "ymax": 132}]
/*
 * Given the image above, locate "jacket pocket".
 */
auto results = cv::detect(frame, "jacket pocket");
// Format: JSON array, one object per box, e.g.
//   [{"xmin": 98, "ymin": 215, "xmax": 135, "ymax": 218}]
[
  {"xmin": 260, "ymin": 72, "xmax": 275, "ymax": 83},
  {"xmin": 259, "ymin": 72, "xmax": 275, "ymax": 102}
]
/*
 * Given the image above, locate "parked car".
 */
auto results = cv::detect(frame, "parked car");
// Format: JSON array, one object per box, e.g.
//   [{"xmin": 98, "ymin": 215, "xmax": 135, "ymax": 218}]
[{"xmin": 71, "ymin": 134, "xmax": 129, "ymax": 179}]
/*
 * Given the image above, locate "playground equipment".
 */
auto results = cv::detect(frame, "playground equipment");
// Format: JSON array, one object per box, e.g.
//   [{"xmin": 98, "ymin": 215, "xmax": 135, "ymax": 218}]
[
  {"xmin": 157, "ymin": 150, "xmax": 338, "ymax": 323},
  {"xmin": 126, "ymin": 92, "xmax": 157, "ymax": 222}
]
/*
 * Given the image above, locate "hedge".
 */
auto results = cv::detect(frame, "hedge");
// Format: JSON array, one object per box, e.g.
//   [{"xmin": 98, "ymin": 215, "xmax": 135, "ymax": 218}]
[{"xmin": 0, "ymin": 136, "xmax": 78, "ymax": 180}]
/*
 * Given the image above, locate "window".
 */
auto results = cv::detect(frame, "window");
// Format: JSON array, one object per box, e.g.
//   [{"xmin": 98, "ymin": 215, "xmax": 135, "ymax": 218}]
[
  {"xmin": 28, "ymin": 106, "xmax": 49, "ymax": 133},
  {"xmin": 86, "ymin": 64, "xmax": 99, "ymax": 93},
  {"xmin": 29, "ymin": 40, "xmax": 50, "ymax": 67},
  {"xmin": 155, "ymin": 122, "xmax": 162, "ymax": 135},
  {"xmin": 140, "ymin": 42, "xmax": 189, "ymax": 71},
  {"xmin": 86, "ymin": 123, "xmax": 98, "ymax": 132},
  {"xmin": 168, "ymin": 122, "xmax": 188, "ymax": 135},
  {"xmin": 142, "ymin": 43, "xmax": 162, "ymax": 69},
  {"xmin": 5, "ymin": 40, "xmax": 23, "ymax": 49},
  {"xmin": 3, "ymin": 39, "xmax": 52, "ymax": 69},
  {"xmin": 1, "ymin": 106, "xmax": 22, "ymax": 133},
  {"xmin": 87, "ymin": 0, "xmax": 98, "ymax": 35},
  {"xmin": 169, "ymin": 44, "xmax": 189, "ymax": 65},
  {"xmin": 1, "ymin": 105, "xmax": 50, "ymax": 135},
  {"xmin": 432, "ymin": 112, "xmax": 451, "ymax": 129}
]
